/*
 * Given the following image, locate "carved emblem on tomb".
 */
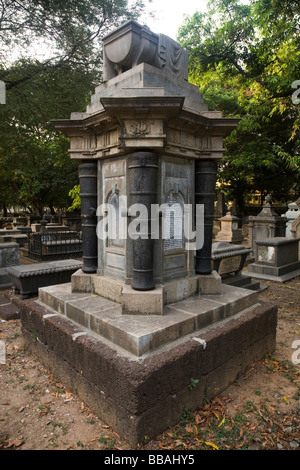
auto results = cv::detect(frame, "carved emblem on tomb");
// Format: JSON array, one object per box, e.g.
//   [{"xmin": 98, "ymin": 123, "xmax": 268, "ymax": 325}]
[{"xmin": 129, "ymin": 120, "xmax": 152, "ymax": 136}]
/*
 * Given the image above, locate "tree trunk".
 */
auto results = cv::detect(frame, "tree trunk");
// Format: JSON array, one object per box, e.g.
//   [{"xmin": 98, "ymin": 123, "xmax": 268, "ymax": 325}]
[{"xmin": 2, "ymin": 201, "xmax": 8, "ymax": 217}]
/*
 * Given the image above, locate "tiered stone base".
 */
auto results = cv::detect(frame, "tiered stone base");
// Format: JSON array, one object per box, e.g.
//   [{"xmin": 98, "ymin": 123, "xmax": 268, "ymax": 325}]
[{"xmin": 20, "ymin": 280, "xmax": 277, "ymax": 448}]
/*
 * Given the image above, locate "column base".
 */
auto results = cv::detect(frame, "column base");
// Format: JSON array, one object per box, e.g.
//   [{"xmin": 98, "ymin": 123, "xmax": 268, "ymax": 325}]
[{"xmin": 71, "ymin": 269, "xmax": 222, "ymax": 315}]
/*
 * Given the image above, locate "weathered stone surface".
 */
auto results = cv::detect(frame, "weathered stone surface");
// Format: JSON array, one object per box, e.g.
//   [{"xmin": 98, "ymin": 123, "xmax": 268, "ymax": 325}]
[
  {"xmin": 7, "ymin": 259, "xmax": 82, "ymax": 298},
  {"xmin": 197, "ymin": 271, "xmax": 222, "ymax": 294},
  {"xmin": 215, "ymin": 208, "xmax": 243, "ymax": 244},
  {"xmin": 10, "ymin": 234, "xmax": 27, "ymax": 246},
  {"xmin": 283, "ymin": 202, "xmax": 299, "ymax": 237},
  {"xmin": 38, "ymin": 282, "xmax": 258, "ymax": 357},
  {"xmin": 102, "ymin": 20, "xmax": 189, "ymax": 82},
  {"xmin": 248, "ymin": 195, "xmax": 287, "ymax": 257},
  {"xmin": 248, "ymin": 237, "xmax": 300, "ymax": 282},
  {"xmin": 38, "ymin": 21, "xmax": 277, "ymax": 448},
  {"xmin": 0, "ymin": 268, "xmax": 11, "ymax": 288},
  {"xmin": 52, "ymin": 19, "xmax": 239, "ymax": 294},
  {"xmin": 0, "ymin": 242, "xmax": 19, "ymax": 268},
  {"xmin": 72, "ymin": 270, "xmax": 221, "ymax": 315},
  {"xmin": 121, "ymin": 285, "xmax": 164, "ymax": 315},
  {"xmin": 20, "ymin": 297, "xmax": 277, "ymax": 448},
  {"xmin": 0, "ymin": 242, "xmax": 19, "ymax": 288},
  {"xmin": 0, "ymin": 294, "xmax": 21, "ymax": 320},
  {"xmin": 211, "ymin": 242, "xmax": 260, "ymax": 290},
  {"xmin": 212, "ymin": 242, "xmax": 252, "ymax": 275}
]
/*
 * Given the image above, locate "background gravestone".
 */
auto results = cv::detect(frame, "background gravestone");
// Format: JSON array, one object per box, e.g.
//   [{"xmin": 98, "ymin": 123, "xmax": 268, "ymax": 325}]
[
  {"xmin": 248, "ymin": 195, "xmax": 287, "ymax": 258},
  {"xmin": 283, "ymin": 202, "xmax": 299, "ymax": 237},
  {"xmin": 0, "ymin": 242, "xmax": 19, "ymax": 288}
]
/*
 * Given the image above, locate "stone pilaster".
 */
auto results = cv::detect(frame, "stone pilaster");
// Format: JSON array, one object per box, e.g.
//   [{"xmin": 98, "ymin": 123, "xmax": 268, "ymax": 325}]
[
  {"xmin": 128, "ymin": 152, "xmax": 158, "ymax": 290},
  {"xmin": 78, "ymin": 162, "xmax": 98, "ymax": 273},
  {"xmin": 195, "ymin": 159, "xmax": 218, "ymax": 275}
]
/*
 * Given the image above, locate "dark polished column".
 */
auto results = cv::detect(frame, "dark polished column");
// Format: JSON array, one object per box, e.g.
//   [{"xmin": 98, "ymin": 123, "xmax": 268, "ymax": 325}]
[
  {"xmin": 128, "ymin": 152, "xmax": 158, "ymax": 291},
  {"xmin": 195, "ymin": 159, "xmax": 218, "ymax": 275},
  {"xmin": 78, "ymin": 161, "xmax": 98, "ymax": 273}
]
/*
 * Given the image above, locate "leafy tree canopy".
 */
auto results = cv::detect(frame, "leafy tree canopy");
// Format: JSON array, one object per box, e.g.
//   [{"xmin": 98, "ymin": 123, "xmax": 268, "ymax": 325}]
[
  {"xmin": 0, "ymin": 0, "xmax": 151, "ymax": 215},
  {"xmin": 1, "ymin": 0, "xmax": 148, "ymax": 79},
  {"xmin": 178, "ymin": 0, "xmax": 300, "ymax": 211}
]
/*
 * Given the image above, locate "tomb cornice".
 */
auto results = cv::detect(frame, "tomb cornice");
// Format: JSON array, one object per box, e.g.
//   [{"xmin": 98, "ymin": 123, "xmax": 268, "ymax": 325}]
[{"xmin": 100, "ymin": 95, "xmax": 185, "ymax": 119}]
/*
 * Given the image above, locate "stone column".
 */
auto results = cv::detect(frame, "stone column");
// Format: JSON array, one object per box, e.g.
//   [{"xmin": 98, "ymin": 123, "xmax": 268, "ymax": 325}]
[
  {"xmin": 78, "ymin": 162, "xmax": 98, "ymax": 273},
  {"xmin": 128, "ymin": 152, "xmax": 158, "ymax": 290},
  {"xmin": 195, "ymin": 159, "xmax": 218, "ymax": 275}
]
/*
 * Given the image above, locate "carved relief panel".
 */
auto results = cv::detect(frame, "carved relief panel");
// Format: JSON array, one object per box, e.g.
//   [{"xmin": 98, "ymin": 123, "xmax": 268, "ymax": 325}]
[
  {"xmin": 98, "ymin": 158, "xmax": 127, "ymax": 279},
  {"xmin": 160, "ymin": 156, "xmax": 195, "ymax": 282}
]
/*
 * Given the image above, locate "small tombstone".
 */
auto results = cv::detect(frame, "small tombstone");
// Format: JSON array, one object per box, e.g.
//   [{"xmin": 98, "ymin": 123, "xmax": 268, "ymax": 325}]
[
  {"xmin": 248, "ymin": 195, "xmax": 287, "ymax": 257},
  {"xmin": 215, "ymin": 206, "xmax": 243, "ymax": 244}
]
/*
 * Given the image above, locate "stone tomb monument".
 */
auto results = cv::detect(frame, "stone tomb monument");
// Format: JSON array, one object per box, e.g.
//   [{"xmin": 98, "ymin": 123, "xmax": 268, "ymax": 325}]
[
  {"xmin": 20, "ymin": 21, "xmax": 277, "ymax": 447},
  {"xmin": 214, "ymin": 206, "xmax": 243, "ymax": 244},
  {"xmin": 283, "ymin": 202, "xmax": 299, "ymax": 238},
  {"xmin": 247, "ymin": 237, "xmax": 300, "ymax": 282},
  {"xmin": 248, "ymin": 194, "xmax": 287, "ymax": 257},
  {"xmin": 0, "ymin": 242, "xmax": 19, "ymax": 288},
  {"xmin": 290, "ymin": 197, "xmax": 300, "ymax": 259}
]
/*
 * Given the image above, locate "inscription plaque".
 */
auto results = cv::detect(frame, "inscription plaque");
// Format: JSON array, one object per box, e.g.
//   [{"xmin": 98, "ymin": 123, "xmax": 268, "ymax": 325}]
[
  {"xmin": 163, "ymin": 193, "xmax": 184, "ymax": 251},
  {"xmin": 218, "ymin": 255, "xmax": 242, "ymax": 275}
]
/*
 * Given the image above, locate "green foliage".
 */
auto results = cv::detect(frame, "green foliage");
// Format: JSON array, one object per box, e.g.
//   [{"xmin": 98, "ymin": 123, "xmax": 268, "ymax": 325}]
[
  {"xmin": 0, "ymin": 62, "xmax": 83, "ymax": 214},
  {"xmin": 178, "ymin": 0, "xmax": 300, "ymax": 210},
  {"xmin": 188, "ymin": 378, "xmax": 199, "ymax": 391},
  {"xmin": 68, "ymin": 185, "xmax": 81, "ymax": 212},
  {"xmin": 0, "ymin": 0, "xmax": 151, "ymax": 214}
]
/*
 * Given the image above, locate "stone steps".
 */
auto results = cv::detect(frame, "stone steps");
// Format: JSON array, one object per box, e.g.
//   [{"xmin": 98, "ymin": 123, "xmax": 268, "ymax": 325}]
[
  {"xmin": 38, "ymin": 282, "xmax": 259, "ymax": 357},
  {"xmin": 222, "ymin": 272, "xmax": 261, "ymax": 291}
]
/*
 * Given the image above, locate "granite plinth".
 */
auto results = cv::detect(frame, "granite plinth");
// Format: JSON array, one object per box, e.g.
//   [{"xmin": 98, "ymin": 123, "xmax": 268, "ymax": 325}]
[
  {"xmin": 38, "ymin": 282, "xmax": 258, "ymax": 357},
  {"xmin": 20, "ymin": 293, "xmax": 277, "ymax": 447}
]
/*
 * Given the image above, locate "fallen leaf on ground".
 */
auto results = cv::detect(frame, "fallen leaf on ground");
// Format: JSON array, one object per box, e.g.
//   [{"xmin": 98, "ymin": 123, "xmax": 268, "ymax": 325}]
[
  {"xmin": 4, "ymin": 439, "xmax": 23, "ymax": 448},
  {"xmin": 218, "ymin": 417, "xmax": 225, "ymax": 427}
]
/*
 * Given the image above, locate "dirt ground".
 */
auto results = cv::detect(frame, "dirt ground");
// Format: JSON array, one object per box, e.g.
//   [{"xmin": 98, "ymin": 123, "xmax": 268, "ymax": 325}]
[{"xmin": 0, "ymin": 276, "xmax": 299, "ymax": 451}]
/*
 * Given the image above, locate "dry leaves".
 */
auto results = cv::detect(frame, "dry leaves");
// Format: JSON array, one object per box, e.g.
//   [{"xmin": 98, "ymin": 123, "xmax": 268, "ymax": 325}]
[
  {"xmin": 144, "ymin": 376, "xmax": 300, "ymax": 451},
  {"xmin": 1, "ymin": 438, "xmax": 23, "ymax": 449}
]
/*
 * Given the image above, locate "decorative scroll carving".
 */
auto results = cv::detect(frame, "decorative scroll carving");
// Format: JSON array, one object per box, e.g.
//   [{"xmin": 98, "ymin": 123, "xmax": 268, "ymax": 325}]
[{"xmin": 129, "ymin": 120, "xmax": 152, "ymax": 136}]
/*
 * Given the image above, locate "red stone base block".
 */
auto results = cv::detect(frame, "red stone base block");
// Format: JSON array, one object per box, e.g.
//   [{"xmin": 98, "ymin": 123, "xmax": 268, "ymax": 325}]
[{"xmin": 20, "ymin": 300, "xmax": 277, "ymax": 448}]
